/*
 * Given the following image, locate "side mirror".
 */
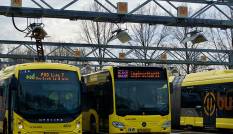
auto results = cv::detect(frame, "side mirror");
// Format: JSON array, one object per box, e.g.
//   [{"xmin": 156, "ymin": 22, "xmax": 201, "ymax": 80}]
[
  {"xmin": 10, "ymin": 74, "xmax": 18, "ymax": 91},
  {"xmin": 81, "ymin": 76, "xmax": 87, "ymax": 94},
  {"xmin": 169, "ymin": 82, "xmax": 173, "ymax": 94},
  {"xmin": 82, "ymin": 82, "xmax": 87, "ymax": 94}
]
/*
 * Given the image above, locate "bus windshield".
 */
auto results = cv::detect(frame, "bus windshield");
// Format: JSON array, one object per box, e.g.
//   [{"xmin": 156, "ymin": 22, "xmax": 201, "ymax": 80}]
[
  {"xmin": 115, "ymin": 79, "xmax": 169, "ymax": 116},
  {"xmin": 18, "ymin": 69, "xmax": 81, "ymax": 115}
]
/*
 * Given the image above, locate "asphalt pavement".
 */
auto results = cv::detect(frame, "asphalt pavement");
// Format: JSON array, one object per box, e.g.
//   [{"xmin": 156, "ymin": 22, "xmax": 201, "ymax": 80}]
[
  {"xmin": 171, "ymin": 128, "xmax": 233, "ymax": 134},
  {"xmin": 2, "ymin": 128, "xmax": 231, "ymax": 134},
  {"xmin": 84, "ymin": 129, "xmax": 233, "ymax": 134}
]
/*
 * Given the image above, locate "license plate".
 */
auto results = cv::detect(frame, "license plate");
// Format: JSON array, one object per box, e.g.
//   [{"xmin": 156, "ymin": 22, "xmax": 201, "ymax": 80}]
[
  {"xmin": 138, "ymin": 129, "xmax": 150, "ymax": 133},
  {"xmin": 44, "ymin": 133, "xmax": 59, "ymax": 134}
]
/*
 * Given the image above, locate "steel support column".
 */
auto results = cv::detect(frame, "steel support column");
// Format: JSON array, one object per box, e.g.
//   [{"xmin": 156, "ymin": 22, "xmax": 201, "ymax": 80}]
[{"xmin": 229, "ymin": 52, "xmax": 233, "ymax": 69}]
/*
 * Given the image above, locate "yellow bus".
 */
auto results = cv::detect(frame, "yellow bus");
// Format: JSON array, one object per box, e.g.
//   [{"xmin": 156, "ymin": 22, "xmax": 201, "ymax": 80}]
[
  {"xmin": 0, "ymin": 63, "xmax": 82, "ymax": 134},
  {"xmin": 170, "ymin": 70, "xmax": 233, "ymax": 132},
  {"xmin": 82, "ymin": 66, "xmax": 172, "ymax": 134}
]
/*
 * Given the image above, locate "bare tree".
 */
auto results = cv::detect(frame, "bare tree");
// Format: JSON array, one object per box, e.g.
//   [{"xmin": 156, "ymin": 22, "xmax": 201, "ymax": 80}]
[
  {"xmin": 206, "ymin": 10, "xmax": 233, "ymax": 70},
  {"xmin": 47, "ymin": 41, "xmax": 88, "ymax": 67},
  {"xmin": 76, "ymin": 3, "xmax": 117, "ymax": 65},
  {"xmin": 169, "ymin": 4, "xmax": 209, "ymax": 74},
  {"xmin": 128, "ymin": 4, "xmax": 171, "ymax": 66},
  {"xmin": 206, "ymin": 28, "xmax": 231, "ymax": 69},
  {"xmin": 6, "ymin": 45, "xmax": 35, "ymax": 63}
]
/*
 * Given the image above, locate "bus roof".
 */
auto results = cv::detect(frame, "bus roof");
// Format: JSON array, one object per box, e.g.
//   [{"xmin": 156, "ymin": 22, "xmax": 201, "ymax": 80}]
[
  {"xmin": 182, "ymin": 70, "xmax": 233, "ymax": 87},
  {"xmin": 0, "ymin": 62, "xmax": 80, "ymax": 81},
  {"xmin": 169, "ymin": 76, "xmax": 175, "ymax": 83},
  {"xmin": 17, "ymin": 62, "xmax": 78, "ymax": 71},
  {"xmin": 112, "ymin": 66, "xmax": 166, "ymax": 68}
]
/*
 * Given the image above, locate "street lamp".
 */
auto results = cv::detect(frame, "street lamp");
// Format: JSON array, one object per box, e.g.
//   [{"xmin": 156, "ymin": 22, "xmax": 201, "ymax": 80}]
[
  {"xmin": 107, "ymin": 29, "xmax": 132, "ymax": 43},
  {"xmin": 181, "ymin": 30, "xmax": 208, "ymax": 44}
]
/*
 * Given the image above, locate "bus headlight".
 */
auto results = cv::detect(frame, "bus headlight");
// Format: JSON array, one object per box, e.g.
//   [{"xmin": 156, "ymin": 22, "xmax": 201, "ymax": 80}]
[
  {"xmin": 112, "ymin": 122, "xmax": 125, "ymax": 128},
  {"xmin": 19, "ymin": 125, "xmax": 23, "ymax": 129},
  {"xmin": 76, "ymin": 120, "xmax": 81, "ymax": 128},
  {"xmin": 162, "ymin": 121, "xmax": 171, "ymax": 128}
]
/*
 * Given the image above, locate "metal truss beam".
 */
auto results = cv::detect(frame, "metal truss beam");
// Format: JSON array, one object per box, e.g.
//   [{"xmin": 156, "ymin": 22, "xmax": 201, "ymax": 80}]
[
  {"xmin": 164, "ymin": 0, "xmax": 233, "ymax": 5},
  {"xmin": 0, "ymin": 54, "xmax": 230, "ymax": 65},
  {"xmin": 0, "ymin": 5, "xmax": 233, "ymax": 28},
  {"xmin": 1, "ymin": 40, "xmax": 232, "ymax": 66},
  {"xmin": 1, "ymin": 40, "xmax": 232, "ymax": 53},
  {"xmin": 0, "ymin": 61, "xmax": 105, "ymax": 67}
]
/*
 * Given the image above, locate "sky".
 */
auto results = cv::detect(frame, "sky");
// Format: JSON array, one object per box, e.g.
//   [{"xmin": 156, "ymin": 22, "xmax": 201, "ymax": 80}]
[
  {"xmin": 0, "ymin": 0, "xmax": 94, "ymax": 42},
  {"xmin": 0, "ymin": 0, "xmax": 230, "ymax": 71},
  {"xmin": 0, "ymin": 0, "xmax": 229, "ymax": 53},
  {"xmin": 0, "ymin": 0, "xmax": 206, "ymax": 43},
  {"xmin": 0, "ymin": 0, "xmax": 153, "ymax": 42}
]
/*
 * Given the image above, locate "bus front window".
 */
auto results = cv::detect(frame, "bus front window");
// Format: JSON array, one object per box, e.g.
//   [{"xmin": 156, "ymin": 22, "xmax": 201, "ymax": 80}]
[
  {"xmin": 18, "ymin": 70, "xmax": 81, "ymax": 115},
  {"xmin": 19, "ymin": 83, "xmax": 80, "ymax": 113},
  {"xmin": 115, "ymin": 79, "xmax": 169, "ymax": 116}
]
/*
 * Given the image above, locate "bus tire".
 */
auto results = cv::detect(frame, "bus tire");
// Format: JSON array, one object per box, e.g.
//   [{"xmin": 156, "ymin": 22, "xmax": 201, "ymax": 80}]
[
  {"xmin": 3, "ymin": 120, "xmax": 7, "ymax": 134},
  {"xmin": 90, "ymin": 115, "xmax": 96, "ymax": 134}
]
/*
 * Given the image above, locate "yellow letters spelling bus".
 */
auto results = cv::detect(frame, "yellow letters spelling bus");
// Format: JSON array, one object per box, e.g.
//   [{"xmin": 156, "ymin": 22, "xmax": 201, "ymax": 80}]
[{"xmin": 217, "ymin": 92, "xmax": 232, "ymax": 110}]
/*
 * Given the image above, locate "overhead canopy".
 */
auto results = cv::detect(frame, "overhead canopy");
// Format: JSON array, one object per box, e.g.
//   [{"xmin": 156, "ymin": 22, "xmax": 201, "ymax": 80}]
[{"xmin": 1, "ymin": 6, "xmax": 233, "ymax": 29}]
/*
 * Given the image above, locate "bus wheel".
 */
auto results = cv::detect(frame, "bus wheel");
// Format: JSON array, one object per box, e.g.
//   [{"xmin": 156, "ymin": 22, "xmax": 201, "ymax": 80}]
[
  {"xmin": 187, "ymin": 125, "xmax": 193, "ymax": 131},
  {"xmin": 90, "ymin": 118, "xmax": 96, "ymax": 134}
]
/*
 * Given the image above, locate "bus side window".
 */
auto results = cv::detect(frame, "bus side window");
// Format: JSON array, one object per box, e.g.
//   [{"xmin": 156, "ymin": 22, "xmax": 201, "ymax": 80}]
[
  {"xmin": 105, "ymin": 79, "xmax": 113, "ymax": 114},
  {"xmin": 225, "ymin": 88, "xmax": 233, "ymax": 118}
]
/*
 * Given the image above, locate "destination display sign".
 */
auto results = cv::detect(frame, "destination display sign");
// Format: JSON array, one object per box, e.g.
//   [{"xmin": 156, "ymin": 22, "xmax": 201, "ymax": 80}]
[
  {"xmin": 114, "ymin": 67, "xmax": 167, "ymax": 79},
  {"xmin": 19, "ymin": 69, "xmax": 78, "ymax": 82}
]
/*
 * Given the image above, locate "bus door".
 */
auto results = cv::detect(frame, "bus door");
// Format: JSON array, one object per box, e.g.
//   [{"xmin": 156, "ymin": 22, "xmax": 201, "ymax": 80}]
[
  {"xmin": 98, "ymin": 82, "xmax": 110, "ymax": 132},
  {"xmin": 203, "ymin": 89, "xmax": 216, "ymax": 127}
]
